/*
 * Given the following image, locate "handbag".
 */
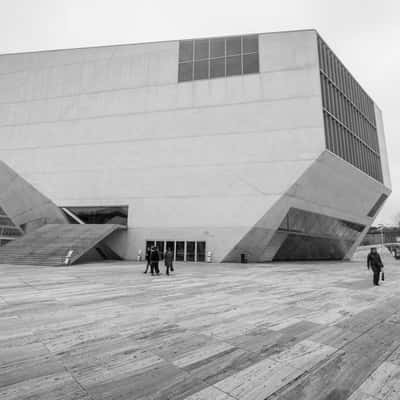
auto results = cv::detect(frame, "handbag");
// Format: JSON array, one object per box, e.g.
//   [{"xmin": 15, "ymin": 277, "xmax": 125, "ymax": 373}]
[{"xmin": 382, "ymin": 271, "xmax": 385, "ymax": 281}]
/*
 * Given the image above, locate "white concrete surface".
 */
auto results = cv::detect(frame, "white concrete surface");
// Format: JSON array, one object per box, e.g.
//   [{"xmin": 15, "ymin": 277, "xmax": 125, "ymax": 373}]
[{"xmin": 0, "ymin": 30, "xmax": 390, "ymax": 261}]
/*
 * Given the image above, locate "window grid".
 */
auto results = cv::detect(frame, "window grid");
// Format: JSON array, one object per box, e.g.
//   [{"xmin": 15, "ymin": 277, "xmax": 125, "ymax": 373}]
[
  {"xmin": 145, "ymin": 240, "xmax": 206, "ymax": 262},
  {"xmin": 178, "ymin": 35, "xmax": 259, "ymax": 82},
  {"xmin": 318, "ymin": 36, "xmax": 382, "ymax": 182}
]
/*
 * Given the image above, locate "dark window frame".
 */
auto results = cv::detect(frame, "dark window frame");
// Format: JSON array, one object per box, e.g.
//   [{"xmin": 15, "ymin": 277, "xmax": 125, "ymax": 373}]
[{"xmin": 178, "ymin": 34, "xmax": 259, "ymax": 82}]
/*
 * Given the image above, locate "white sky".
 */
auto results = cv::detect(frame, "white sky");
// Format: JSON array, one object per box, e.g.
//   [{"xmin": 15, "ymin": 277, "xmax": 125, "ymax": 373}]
[{"xmin": 1, "ymin": 0, "xmax": 399, "ymax": 225}]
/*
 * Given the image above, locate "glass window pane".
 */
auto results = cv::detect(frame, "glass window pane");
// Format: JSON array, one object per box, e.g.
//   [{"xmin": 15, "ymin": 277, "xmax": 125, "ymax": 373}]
[
  {"xmin": 186, "ymin": 241, "xmax": 195, "ymax": 262},
  {"xmin": 178, "ymin": 62, "xmax": 193, "ymax": 82},
  {"xmin": 194, "ymin": 60, "xmax": 209, "ymax": 80},
  {"xmin": 194, "ymin": 39, "xmax": 209, "ymax": 60},
  {"xmin": 176, "ymin": 241, "xmax": 185, "ymax": 261},
  {"xmin": 156, "ymin": 241, "xmax": 164, "ymax": 260},
  {"xmin": 166, "ymin": 241, "xmax": 175, "ymax": 255},
  {"xmin": 179, "ymin": 40, "xmax": 193, "ymax": 62},
  {"xmin": 146, "ymin": 241, "xmax": 155, "ymax": 250},
  {"xmin": 243, "ymin": 53, "xmax": 259, "ymax": 74},
  {"xmin": 226, "ymin": 36, "xmax": 241, "ymax": 55},
  {"xmin": 196, "ymin": 241, "xmax": 206, "ymax": 262},
  {"xmin": 210, "ymin": 57, "xmax": 225, "ymax": 78},
  {"xmin": 226, "ymin": 55, "xmax": 242, "ymax": 76},
  {"xmin": 210, "ymin": 37, "xmax": 225, "ymax": 58},
  {"xmin": 243, "ymin": 35, "xmax": 258, "ymax": 53}
]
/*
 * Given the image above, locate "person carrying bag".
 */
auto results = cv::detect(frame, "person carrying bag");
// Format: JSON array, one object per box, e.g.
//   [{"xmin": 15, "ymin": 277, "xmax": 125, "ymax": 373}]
[{"xmin": 367, "ymin": 247, "xmax": 384, "ymax": 286}]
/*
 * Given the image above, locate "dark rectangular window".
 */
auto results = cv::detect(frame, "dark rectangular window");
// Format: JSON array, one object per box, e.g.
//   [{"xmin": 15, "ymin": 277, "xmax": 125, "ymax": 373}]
[
  {"xmin": 178, "ymin": 62, "xmax": 193, "ymax": 82},
  {"xmin": 194, "ymin": 60, "xmax": 209, "ymax": 80},
  {"xmin": 179, "ymin": 40, "xmax": 193, "ymax": 62},
  {"xmin": 146, "ymin": 241, "xmax": 155, "ymax": 250},
  {"xmin": 210, "ymin": 38, "xmax": 225, "ymax": 58},
  {"xmin": 196, "ymin": 241, "xmax": 206, "ymax": 262},
  {"xmin": 166, "ymin": 241, "xmax": 175, "ymax": 255},
  {"xmin": 243, "ymin": 35, "xmax": 258, "ymax": 53},
  {"xmin": 210, "ymin": 58, "xmax": 225, "ymax": 78},
  {"xmin": 176, "ymin": 241, "xmax": 185, "ymax": 261},
  {"xmin": 226, "ymin": 55, "xmax": 242, "ymax": 76},
  {"xmin": 178, "ymin": 34, "xmax": 259, "ymax": 82},
  {"xmin": 186, "ymin": 241, "xmax": 195, "ymax": 261},
  {"xmin": 194, "ymin": 39, "xmax": 209, "ymax": 60},
  {"xmin": 156, "ymin": 241, "xmax": 164, "ymax": 260},
  {"xmin": 243, "ymin": 53, "xmax": 259, "ymax": 74},
  {"xmin": 226, "ymin": 36, "xmax": 241, "ymax": 55},
  {"xmin": 318, "ymin": 35, "xmax": 382, "ymax": 182}
]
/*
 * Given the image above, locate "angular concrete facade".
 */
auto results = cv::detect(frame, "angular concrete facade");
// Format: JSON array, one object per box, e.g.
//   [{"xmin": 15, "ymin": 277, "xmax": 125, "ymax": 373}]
[{"xmin": 0, "ymin": 29, "xmax": 391, "ymax": 262}]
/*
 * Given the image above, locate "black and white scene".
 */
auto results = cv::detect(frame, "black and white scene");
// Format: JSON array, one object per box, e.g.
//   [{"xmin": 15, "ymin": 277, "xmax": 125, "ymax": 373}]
[{"xmin": 0, "ymin": 0, "xmax": 400, "ymax": 399}]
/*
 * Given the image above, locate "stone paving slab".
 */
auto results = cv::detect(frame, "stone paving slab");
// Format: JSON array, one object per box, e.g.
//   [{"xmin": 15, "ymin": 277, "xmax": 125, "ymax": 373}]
[{"xmin": 1, "ymin": 259, "xmax": 400, "ymax": 399}]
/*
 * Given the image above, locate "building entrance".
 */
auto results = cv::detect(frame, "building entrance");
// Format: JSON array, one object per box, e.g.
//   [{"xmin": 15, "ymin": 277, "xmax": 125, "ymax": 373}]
[{"xmin": 145, "ymin": 240, "xmax": 206, "ymax": 262}]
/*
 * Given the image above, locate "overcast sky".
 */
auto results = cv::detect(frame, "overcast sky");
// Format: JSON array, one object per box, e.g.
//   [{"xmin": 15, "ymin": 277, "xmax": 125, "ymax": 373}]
[{"xmin": 1, "ymin": 0, "xmax": 399, "ymax": 225}]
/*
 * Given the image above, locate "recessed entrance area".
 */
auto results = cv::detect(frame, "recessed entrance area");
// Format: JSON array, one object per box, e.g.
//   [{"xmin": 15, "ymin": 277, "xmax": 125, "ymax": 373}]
[
  {"xmin": 146, "ymin": 240, "xmax": 206, "ymax": 262},
  {"xmin": 63, "ymin": 206, "xmax": 128, "ymax": 225}
]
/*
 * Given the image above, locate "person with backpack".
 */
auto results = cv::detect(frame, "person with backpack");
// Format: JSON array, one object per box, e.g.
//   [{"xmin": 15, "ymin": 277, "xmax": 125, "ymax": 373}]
[
  {"xmin": 367, "ymin": 247, "xmax": 384, "ymax": 286},
  {"xmin": 150, "ymin": 245, "xmax": 160, "ymax": 275},
  {"xmin": 164, "ymin": 248, "xmax": 174, "ymax": 275}
]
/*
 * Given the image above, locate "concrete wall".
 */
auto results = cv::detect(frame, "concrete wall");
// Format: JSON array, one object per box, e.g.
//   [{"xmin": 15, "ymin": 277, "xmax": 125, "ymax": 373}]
[
  {"xmin": 0, "ymin": 161, "xmax": 68, "ymax": 232},
  {"xmin": 374, "ymin": 104, "xmax": 391, "ymax": 189},
  {"xmin": 0, "ymin": 30, "xmax": 388, "ymax": 262},
  {"xmin": 0, "ymin": 30, "xmax": 326, "ymax": 260}
]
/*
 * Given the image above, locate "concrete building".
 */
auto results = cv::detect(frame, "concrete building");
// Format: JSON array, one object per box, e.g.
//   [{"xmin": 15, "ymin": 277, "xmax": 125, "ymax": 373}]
[{"xmin": 0, "ymin": 29, "xmax": 391, "ymax": 262}]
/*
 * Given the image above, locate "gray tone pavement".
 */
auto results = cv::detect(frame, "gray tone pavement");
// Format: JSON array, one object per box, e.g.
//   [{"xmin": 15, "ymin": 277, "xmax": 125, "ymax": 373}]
[{"xmin": 1, "ymin": 259, "xmax": 400, "ymax": 399}]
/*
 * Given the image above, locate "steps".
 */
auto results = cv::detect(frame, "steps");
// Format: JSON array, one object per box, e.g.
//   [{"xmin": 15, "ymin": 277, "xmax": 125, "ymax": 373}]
[{"xmin": 0, "ymin": 224, "xmax": 125, "ymax": 266}]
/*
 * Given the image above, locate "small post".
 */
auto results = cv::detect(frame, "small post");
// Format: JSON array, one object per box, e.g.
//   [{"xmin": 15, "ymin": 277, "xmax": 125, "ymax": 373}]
[
  {"xmin": 64, "ymin": 249, "xmax": 74, "ymax": 265},
  {"xmin": 377, "ymin": 224, "xmax": 384, "ymax": 253}
]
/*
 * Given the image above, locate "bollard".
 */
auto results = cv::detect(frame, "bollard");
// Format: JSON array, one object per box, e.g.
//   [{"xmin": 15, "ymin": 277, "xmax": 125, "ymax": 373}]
[{"xmin": 64, "ymin": 249, "xmax": 74, "ymax": 265}]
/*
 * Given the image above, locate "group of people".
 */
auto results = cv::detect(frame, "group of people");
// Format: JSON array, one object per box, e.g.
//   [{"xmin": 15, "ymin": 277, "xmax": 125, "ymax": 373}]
[
  {"xmin": 144, "ymin": 246, "xmax": 174, "ymax": 276},
  {"xmin": 144, "ymin": 245, "xmax": 384, "ymax": 284}
]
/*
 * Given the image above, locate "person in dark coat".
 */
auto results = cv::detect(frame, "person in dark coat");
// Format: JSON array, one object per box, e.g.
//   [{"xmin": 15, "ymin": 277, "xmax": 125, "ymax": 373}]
[
  {"xmin": 150, "ymin": 246, "xmax": 160, "ymax": 275},
  {"xmin": 164, "ymin": 249, "xmax": 174, "ymax": 275},
  {"xmin": 144, "ymin": 247, "xmax": 151, "ymax": 273},
  {"xmin": 367, "ymin": 247, "xmax": 384, "ymax": 286}
]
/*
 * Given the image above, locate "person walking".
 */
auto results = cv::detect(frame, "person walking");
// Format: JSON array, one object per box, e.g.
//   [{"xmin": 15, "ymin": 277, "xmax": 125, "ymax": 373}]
[
  {"xmin": 164, "ymin": 248, "xmax": 174, "ymax": 275},
  {"xmin": 150, "ymin": 245, "xmax": 160, "ymax": 275},
  {"xmin": 144, "ymin": 247, "xmax": 151, "ymax": 274},
  {"xmin": 367, "ymin": 247, "xmax": 384, "ymax": 286}
]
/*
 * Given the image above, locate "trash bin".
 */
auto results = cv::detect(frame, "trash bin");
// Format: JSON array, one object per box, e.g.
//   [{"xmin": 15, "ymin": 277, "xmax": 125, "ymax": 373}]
[{"xmin": 240, "ymin": 253, "xmax": 247, "ymax": 264}]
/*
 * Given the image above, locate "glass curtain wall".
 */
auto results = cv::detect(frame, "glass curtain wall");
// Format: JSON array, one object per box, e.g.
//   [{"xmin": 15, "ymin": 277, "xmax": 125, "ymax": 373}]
[
  {"xmin": 274, "ymin": 208, "xmax": 365, "ymax": 260},
  {"xmin": 178, "ymin": 34, "xmax": 259, "ymax": 82},
  {"xmin": 318, "ymin": 35, "xmax": 383, "ymax": 182}
]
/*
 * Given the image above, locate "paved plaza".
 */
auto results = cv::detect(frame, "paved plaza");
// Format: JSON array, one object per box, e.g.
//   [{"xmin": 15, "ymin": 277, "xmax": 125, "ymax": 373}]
[{"xmin": 1, "ymin": 256, "xmax": 400, "ymax": 400}]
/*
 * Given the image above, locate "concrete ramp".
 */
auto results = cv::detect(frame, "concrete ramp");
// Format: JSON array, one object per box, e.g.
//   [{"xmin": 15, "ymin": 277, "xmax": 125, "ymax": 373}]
[{"xmin": 0, "ymin": 224, "xmax": 125, "ymax": 266}]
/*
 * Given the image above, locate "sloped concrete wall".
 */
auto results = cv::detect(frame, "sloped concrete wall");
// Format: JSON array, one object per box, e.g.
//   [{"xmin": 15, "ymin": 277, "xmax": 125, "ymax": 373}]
[
  {"xmin": 0, "ymin": 161, "xmax": 68, "ymax": 232},
  {"xmin": 239, "ymin": 150, "xmax": 391, "ymax": 262}
]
